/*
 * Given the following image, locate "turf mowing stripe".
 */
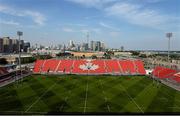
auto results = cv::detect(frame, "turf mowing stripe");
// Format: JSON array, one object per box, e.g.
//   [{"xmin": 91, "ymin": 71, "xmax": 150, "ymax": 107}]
[
  {"xmin": 99, "ymin": 79, "xmax": 111, "ymax": 112},
  {"xmin": 83, "ymin": 79, "xmax": 89, "ymax": 113},
  {"xmin": 30, "ymin": 77, "xmax": 67, "ymax": 112},
  {"xmin": 106, "ymin": 77, "xmax": 144, "ymax": 100},
  {"xmin": 123, "ymin": 83, "xmax": 158, "ymax": 112},
  {"xmin": 25, "ymin": 83, "xmax": 56, "ymax": 112},
  {"xmin": 0, "ymin": 86, "xmax": 24, "ymax": 111},
  {"xmin": 58, "ymin": 80, "xmax": 77, "ymax": 112},
  {"xmin": 173, "ymin": 91, "xmax": 180, "ymax": 112},
  {"xmin": 145, "ymin": 84, "xmax": 177, "ymax": 112},
  {"xmin": 116, "ymin": 78, "xmax": 152, "ymax": 112},
  {"xmin": 119, "ymin": 83, "xmax": 144, "ymax": 113},
  {"xmin": 14, "ymin": 81, "xmax": 45, "ymax": 112}
]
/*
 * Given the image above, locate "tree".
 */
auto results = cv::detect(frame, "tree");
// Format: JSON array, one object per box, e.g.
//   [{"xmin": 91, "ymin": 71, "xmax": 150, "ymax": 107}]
[
  {"xmin": 91, "ymin": 55, "xmax": 97, "ymax": 59},
  {"xmin": 131, "ymin": 51, "xmax": 140, "ymax": 56},
  {"xmin": 0, "ymin": 58, "xmax": 8, "ymax": 65}
]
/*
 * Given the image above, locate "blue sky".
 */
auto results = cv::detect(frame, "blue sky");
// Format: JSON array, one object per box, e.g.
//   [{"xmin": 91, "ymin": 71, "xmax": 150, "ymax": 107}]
[{"xmin": 0, "ymin": 0, "xmax": 179, "ymax": 50}]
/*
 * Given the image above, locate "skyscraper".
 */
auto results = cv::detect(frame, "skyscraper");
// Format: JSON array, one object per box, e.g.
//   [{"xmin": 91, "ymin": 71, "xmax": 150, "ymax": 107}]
[{"xmin": 0, "ymin": 38, "xmax": 3, "ymax": 53}]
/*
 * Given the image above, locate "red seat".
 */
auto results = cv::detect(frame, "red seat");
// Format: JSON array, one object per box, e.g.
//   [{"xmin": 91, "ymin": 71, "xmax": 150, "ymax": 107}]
[
  {"xmin": 134, "ymin": 60, "xmax": 146, "ymax": 75},
  {"xmin": 152, "ymin": 66, "xmax": 177, "ymax": 79},
  {"xmin": 88, "ymin": 60, "xmax": 106, "ymax": 74},
  {"xmin": 56, "ymin": 60, "xmax": 74, "ymax": 73},
  {"xmin": 33, "ymin": 60, "xmax": 45, "ymax": 73},
  {"xmin": 41, "ymin": 60, "xmax": 59, "ymax": 72},
  {"xmin": 105, "ymin": 60, "xmax": 120, "ymax": 74},
  {"xmin": 72, "ymin": 60, "xmax": 88, "ymax": 74},
  {"xmin": 33, "ymin": 59, "xmax": 147, "ymax": 75}
]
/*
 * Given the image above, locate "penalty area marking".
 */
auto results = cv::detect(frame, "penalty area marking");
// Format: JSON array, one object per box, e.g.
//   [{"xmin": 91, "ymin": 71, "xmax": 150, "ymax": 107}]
[{"xmin": 25, "ymin": 83, "xmax": 56, "ymax": 112}]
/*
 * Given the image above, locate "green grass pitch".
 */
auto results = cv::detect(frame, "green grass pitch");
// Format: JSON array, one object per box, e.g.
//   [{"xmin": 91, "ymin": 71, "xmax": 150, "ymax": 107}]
[{"xmin": 0, "ymin": 74, "xmax": 180, "ymax": 114}]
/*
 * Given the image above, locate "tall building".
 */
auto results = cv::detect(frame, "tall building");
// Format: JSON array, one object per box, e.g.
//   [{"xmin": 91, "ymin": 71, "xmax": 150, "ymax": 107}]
[
  {"xmin": 90, "ymin": 41, "xmax": 96, "ymax": 51},
  {"xmin": 0, "ymin": 38, "xmax": 3, "ymax": 53},
  {"xmin": 12, "ymin": 39, "xmax": 19, "ymax": 53},
  {"xmin": 20, "ymin": 40, "xmax": 24, "ymax": 52},
  {"xmin": 121, "ymin": 46, "xmax": 124, "ymax": 51},
  {"xmin": 90, "ymin": 41, "xmax": 105, "ymax": 51},
  {"xmin": 24, "ymin": 42, "xmax": 31, "ymax": 52},
  {"xmin": 80, "ymin": 43, "xmax": 88, "ymax": 51},
  {"xmin": 0, "ymin": 37, "xmax": 30, "ymax": 53},
  {"xmin": 96, "ymin": 41, "xmax": 101, "ymax": 51},
  {"xmin": 100, "ymin": 42, "xmax": 105, "ymax": 51},
  {"xmin": 69, "ymin": 40, "xmax": 75, "ymax": 48},
  {"xmin": 3, "ymin": 37, "xmax": 11, "ymax": 53}
]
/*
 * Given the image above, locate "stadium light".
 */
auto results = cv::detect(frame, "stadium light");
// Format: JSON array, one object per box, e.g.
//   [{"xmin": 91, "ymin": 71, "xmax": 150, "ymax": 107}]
[
  {"xmin": 17, "ymin": 31, "xmax": 23, "ymax": 78},
  {"xmin": 166, "ymin": 32, "xmax": 172, "ymax": 65}
]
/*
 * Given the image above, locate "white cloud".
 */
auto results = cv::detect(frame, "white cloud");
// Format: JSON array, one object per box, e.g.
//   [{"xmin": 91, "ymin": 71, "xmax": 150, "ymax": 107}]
[
  {"xmin": 62, "ymin": 27, "xmax": 75, "ymax": 32},
  {"xmin": 105, "ymin": 2, "xmax": 179, "ymax": 29},
  {"xmin": 140, "ymin": 0, "xmax": 163, "ymax": 3},
  {"xmin": 0, "ymin": 19, "xmax": 20, "ymax": 26},
  {"xmin": 24, "ymin": 10, "xmax": 46, "ymax": 25},
  {"xmin": 0, "ymin": 4, "xmax": 46, "ymax": 25},
  {"xmin": 109, "ymin": 31, "xmax": 120, "ymax": 37},
  {"xmin": 68, "ymin": 0, "xmax": 179, "ymax": 30},
  {"xmin": 63, "ymin": 23, "xmax": 87, "ymax": 27},
  {"xmin": 99, "ymin": 21, "xmax": 120, "ymax": 30},
  {"xmin": 67, "ymin": 0, "xmax": 118, "ymax": 9}
]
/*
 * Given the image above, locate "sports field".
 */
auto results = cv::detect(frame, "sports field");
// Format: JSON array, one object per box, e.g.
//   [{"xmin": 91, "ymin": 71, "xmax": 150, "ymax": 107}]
[{"xmin": 0, "ymin": 74, "xmax": 180, "ymax": 114}]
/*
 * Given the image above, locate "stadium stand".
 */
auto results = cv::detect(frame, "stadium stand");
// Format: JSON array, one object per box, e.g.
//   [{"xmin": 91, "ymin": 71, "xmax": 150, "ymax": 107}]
[
  {"xmin": 33, "ymin": 60, "xmax": 45, "ymax": 73},
  {"xmin": 33, "ymin": 59, "xmax": 146, "ymax": 75},
  {"xmin": 0, "ymin": 67, "xmax": 8, "ymax": 76},
  {"xmin": 172, "ymin": 72, "xmax": 180, "ymax": 83},
  {"xmin": 152, "ymin": 66, "xmax": 177, "ymax": 78},
  {"xmin": 72, "ymin": 60, "xmax": 88, "ymax": 74},
  {"xmin": 134, "ymin": 60, "xmax": 146, "ymax": 75},
  {"xmin": 41, "ymin": 60, "xmax": 59, "ymax": 72},
  {"xmin": 152, "ymin": 66, "xmax": 180, "ymax": 83},
  {"xmin": 56, "ymin": 59, "xmax": 74, "ymax": 73},
  {"xmin": 105, "ymin": 60, "xmax": 121, "ymax": 74}
]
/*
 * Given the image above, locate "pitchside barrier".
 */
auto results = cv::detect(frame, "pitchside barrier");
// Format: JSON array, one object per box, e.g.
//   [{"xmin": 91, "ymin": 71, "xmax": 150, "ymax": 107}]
[{"xmin": 33, "ymin": 59, "xmax": 146, "ymax": 75}]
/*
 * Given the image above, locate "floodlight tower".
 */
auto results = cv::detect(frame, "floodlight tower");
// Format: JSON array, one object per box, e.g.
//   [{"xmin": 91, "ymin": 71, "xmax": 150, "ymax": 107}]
[
  {"xmin": 166, "ymin": 32, "xmax": 172, "ymax": 64},
  {"xmin": 17, "ymin": 31, "xmax": 23, "ymax": 78}
]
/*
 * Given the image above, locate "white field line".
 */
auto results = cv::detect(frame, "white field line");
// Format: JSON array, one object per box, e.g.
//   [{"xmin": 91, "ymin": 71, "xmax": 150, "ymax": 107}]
[
  {"xmin": 25, "ymin": 83, "xmax": 56, "ymax": 112},
  {"xmin": 83, "ymin": 81, "xmax": 89, "ymax": 113},
  {"xmin": 0, "ymin": 111, "xmax": 47, "ymax": 114},
  {"xmin": 99, "ymin": 80, "xmax": 111, "ymax": 112},
  {"xmin": 168, "ymin": 106, "xmax": 180, "ymax": 109},
  {"xmin": 59, "ymin": 96, "xmax": 69, "ymax": 111},
  {"xmin": 119, "ymin": 84, "xmax": 144, "ymax": 113}
]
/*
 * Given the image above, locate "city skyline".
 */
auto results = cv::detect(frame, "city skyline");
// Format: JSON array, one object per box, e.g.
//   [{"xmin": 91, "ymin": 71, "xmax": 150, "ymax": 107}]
[{"xmin": 0, "ymin": 0, "xmax": 180, "ymax": 50}]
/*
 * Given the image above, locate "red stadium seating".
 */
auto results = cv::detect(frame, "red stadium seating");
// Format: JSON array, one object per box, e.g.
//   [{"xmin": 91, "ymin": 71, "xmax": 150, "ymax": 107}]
[
  {"xmin": 105, "ymin": 60, "xmax": 121, "ymax": 74},
  {"xmin": 33, "ymin": 60, "xmax": 45, "ymax": 73},
  {"xmin": 172, "ymin": 72, "xmax": 180, "ymax": 83},
  {"xmin": 0, "ymin": 67, "xmax": 8, "ymax": 75},
  {"xmin": 88, "ymin": 60, "xmax": 106, "ymax": 74},
  {"xmin": 152, "ymin": 66, "xmax": 177, "ymax": 79},
  {"xmin": 33, "ymin": 59, "xmax": 147, "ymax": 75},
  {"xmin": 41, "ymin": 60, "xmax": 59, "ymax": 72},
  {"xmin": 72, "ymin": 60, "xmax": 88, "ymax": 74},
  {"xmin": 56, "ymin": 60, "xmax": 74, "ymax": 73},
  {"xmin": 134, "ymin": 60, "xmax": 146, "ymax": 75},
  {"xmin": 119, "ymin": 60, "xmax": 136, "ymax": 74}
]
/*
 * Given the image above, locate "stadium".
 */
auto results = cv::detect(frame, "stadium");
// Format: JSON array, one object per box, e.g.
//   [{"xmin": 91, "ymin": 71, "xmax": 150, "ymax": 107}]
[
  {"xmin": 0, "ymin": 0, "xmax": 180, "ymax": 115},
  {"xmin": 0, "ymin": 57, "xmax": 180, "ymax": 114}
]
